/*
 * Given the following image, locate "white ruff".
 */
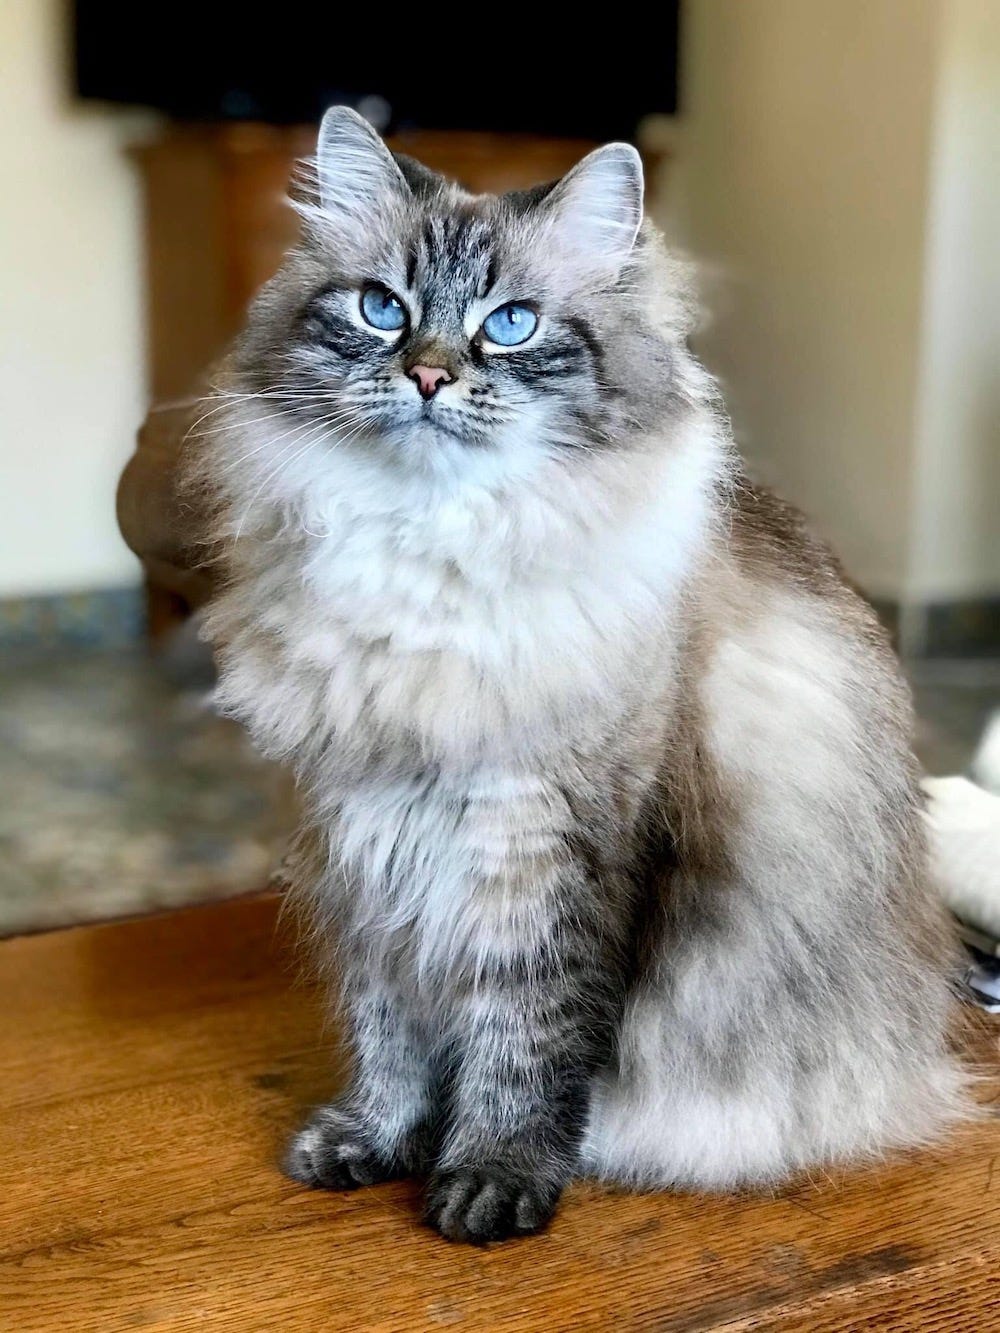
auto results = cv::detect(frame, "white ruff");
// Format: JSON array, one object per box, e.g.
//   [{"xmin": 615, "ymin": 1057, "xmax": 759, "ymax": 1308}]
[{"xmin": 208, "ymin": 411, "xmax": 725, "ymax": 767}]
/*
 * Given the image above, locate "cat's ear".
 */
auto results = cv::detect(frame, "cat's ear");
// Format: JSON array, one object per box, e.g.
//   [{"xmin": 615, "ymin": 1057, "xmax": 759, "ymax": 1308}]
[
  {"xmin": 315, "ymin": 105, "xmax": 410, "ymax": 228},
  {"xmin": 543, "ymin": 144, "xmax": 644, "ymax": 273}
]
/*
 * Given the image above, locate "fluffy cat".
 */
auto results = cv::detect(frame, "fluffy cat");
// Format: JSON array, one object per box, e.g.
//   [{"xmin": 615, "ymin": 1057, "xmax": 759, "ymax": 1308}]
[{"xmin": 190, "ymin": 107, "xmax": 967, "ymax": 1243}]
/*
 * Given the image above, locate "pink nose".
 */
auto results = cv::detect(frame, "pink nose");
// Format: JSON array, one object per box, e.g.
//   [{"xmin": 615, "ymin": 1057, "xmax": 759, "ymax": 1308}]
[{"xmin": 408, "ymin": 364, "xmax": 453, "ymax": 400}]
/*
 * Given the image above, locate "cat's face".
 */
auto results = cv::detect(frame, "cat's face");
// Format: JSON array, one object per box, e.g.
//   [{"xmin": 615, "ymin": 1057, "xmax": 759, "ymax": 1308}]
[
  {"xmin": 292, "ymin": 203, "xmax": 567, "ymax": 452},
  {"xmin": 232, "ymin": 108, "xmax": 676, "ymax": 475}
]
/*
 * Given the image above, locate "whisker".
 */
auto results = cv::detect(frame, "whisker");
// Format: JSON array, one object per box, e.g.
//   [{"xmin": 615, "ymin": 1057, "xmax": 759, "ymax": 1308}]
[
  {"xmin": 204, "ymin": 405, "xmax": 362, "ymax": 454},
  {"xmin": 228, "ymin": 401, "xmax": 381, "ymax": 543},
  {"xmin": 232, "ymin": 428, "xmax": 331, "ymax": 546}
]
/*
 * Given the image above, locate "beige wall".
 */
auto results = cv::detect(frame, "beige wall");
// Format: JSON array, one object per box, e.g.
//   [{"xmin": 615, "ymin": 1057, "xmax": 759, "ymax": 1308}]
[
  {"xmin": 0, "ymin": 0, "xmax": 150, "ymax": 597},
  {"xmin": 664, "ymin": 0, "xmax": 940, "ymax": 600},
  {"xmin": 664, "ymin": 0, "xmax": 999, "ymax": 608},
  {"xmin": 910, "ymin": 0, "xmax": 1000, "ymax": 603}
]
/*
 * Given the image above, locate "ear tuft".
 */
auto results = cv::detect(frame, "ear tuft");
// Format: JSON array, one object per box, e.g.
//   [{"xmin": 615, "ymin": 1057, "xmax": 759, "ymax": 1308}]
[
  {"xmin": 315, "ymin": 105, "xmax": 409, "ymax": 227},
  {"xmin": 544, "ymin": 143, "xmax": 644, "ymax": 272}
]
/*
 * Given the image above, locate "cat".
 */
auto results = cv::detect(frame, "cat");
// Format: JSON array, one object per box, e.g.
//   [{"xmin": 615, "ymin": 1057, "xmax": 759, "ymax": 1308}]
[{"xmin": 189, "ymin": 106, "xmax": 968, "ymax": 1243}]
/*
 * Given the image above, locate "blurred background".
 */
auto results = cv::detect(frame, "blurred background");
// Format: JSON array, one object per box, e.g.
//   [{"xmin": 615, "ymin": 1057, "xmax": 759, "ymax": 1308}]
[{"xmin": 0, "ymin": 0, "xmax": 996, "ymax": 935}]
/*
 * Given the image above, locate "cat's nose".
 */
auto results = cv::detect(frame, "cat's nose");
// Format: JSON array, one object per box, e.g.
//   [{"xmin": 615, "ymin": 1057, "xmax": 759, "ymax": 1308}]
[{"xmin": 407, "ymin": 364, "xmax": 454, "ymax": 400}]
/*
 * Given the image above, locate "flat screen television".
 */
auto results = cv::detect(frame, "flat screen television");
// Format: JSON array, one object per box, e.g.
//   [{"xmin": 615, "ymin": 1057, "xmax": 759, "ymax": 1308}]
[{"xmin": 73, "ymin": 2, "xmax": 680, "ymax": 141}]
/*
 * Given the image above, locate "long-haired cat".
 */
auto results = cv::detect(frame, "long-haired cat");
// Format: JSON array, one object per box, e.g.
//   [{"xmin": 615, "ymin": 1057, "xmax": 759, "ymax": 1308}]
[{"xmin": 191, "ymin": 107, "xmax": 967, "ymax": 1243}]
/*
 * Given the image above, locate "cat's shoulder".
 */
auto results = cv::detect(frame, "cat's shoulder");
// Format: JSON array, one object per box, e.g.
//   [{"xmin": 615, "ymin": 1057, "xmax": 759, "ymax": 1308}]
[
  {"xmin": 721, "ymin": 474, "xmax": 894, "ymax": 658},
  {"xmin": 730, "ymin": 476, "xmax": 849, "ymax": 598}
]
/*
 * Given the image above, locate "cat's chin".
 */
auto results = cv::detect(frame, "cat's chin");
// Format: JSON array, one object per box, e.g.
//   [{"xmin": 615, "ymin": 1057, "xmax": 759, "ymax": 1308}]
[{"xmin": 368, "ymin": 416, "xmax": 503, "ymax": 464}]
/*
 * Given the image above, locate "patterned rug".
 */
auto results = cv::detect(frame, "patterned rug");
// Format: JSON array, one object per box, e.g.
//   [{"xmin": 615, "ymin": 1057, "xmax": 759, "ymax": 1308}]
[{"xmin": 0, "ymin": 643, "xmax": 296, "ymax": 935}]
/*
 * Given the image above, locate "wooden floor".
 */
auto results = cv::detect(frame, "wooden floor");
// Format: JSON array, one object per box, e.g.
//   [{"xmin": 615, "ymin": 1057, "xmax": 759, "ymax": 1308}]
[{"xmin": 2, "ymin": 895, "xmax": 998, "ymax": 1332}]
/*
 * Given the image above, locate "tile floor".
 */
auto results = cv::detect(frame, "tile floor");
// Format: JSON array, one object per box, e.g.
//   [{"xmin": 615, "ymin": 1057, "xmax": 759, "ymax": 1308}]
[{"xmin": 0, "ymin": 642, "xmax": 996, "ymax": 936}]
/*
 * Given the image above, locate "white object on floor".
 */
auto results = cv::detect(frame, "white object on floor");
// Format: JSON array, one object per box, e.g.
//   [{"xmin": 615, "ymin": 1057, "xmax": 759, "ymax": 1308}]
[
  {"xmin": 971, "ymin": 710, "xmax": 1000, "ymax": 794},
  {"xmin": 964, "ymin": 961, "xmax": 1000, "ymax": 1012},
  {"xmin": 923, "ymin": 775, "xmax": 1000, "ymax": 942}
]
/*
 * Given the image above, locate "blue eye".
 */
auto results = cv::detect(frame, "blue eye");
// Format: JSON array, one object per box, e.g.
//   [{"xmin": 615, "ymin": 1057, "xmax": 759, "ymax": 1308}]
[
  {"xmin": 482, "ymin": 302, "xmax": 538, "ymax": 347},
  {"xmin": 360, "ymin": 284, "xmax": 407, "ymax": 332}
]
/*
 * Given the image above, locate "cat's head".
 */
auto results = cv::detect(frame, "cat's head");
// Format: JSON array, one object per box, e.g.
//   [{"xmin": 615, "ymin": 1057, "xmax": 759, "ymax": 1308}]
[{"xmin": 228, "ymin": 107, "xmax": 691, "ymax": 477}]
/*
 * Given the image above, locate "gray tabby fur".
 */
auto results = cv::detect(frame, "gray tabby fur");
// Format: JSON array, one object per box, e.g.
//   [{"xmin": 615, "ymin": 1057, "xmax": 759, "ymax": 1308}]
[{"xmin": 188, "ymin": 107, "xmax": 968, "ymax": 1243}]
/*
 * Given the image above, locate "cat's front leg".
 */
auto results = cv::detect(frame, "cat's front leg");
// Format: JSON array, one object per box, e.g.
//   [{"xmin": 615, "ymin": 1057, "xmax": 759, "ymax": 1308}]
[
  {"xmin": 286, "ymin": 975, "xmax": 436, "ymax": 1190},
  {"xmin": 425, "ymin": 866, "xmax": 626, "ymax": 1243}
]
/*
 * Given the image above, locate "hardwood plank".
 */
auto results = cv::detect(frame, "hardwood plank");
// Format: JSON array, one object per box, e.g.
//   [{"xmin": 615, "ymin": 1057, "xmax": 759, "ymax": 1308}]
[
  {"xmin": 725, "ymin": 1251, "xmax": 999, "ymax": 1332},
  {"xmin": 1, "ymin": 895, "xmax": 997, "ymax": 1331}
]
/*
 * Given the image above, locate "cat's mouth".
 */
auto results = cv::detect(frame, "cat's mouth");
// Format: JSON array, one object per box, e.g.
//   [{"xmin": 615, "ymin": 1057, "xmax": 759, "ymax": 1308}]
[
  {"xmin": 418, "ymin": 412, "xmax": 485, "ymax": 445},
  {"xmin": 402, "ymin": 393, "xmax": 474, "ymax": 437},
  {"xmin": 387, "ymin": 401, "xmax": 494, "ymax": 450}
]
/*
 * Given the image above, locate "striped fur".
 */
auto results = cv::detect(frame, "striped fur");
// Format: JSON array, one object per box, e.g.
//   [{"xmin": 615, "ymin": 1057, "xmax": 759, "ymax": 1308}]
[{"xmin": 189, "ymin": 109, "xmax": 967, "ymax": 1243}]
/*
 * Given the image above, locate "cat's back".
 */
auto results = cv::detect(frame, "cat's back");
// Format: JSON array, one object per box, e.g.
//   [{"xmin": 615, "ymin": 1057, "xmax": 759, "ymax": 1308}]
[
  {"xmin": 731, "ymin": 478, "xmax": 856, "ymax": 603},
  {"xmin": 717, "ymin": 475, "xmax": 900, "ymax": 673}
]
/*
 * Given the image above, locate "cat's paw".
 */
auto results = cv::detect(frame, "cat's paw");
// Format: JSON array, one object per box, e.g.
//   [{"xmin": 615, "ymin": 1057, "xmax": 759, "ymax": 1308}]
[
  {"xmin": 285, "ymin": 1107, "xmax": 402, "ymax": 1191},
  {"xmin": 424, "ymin": 1165, "xmax": 561, "ymax": 1244}
]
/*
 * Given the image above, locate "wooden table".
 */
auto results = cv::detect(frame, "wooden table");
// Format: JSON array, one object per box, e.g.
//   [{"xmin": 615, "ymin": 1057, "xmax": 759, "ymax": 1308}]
[{"xmin": 2, "ymin": 895, "xmax": 998, "ymax": 1331}]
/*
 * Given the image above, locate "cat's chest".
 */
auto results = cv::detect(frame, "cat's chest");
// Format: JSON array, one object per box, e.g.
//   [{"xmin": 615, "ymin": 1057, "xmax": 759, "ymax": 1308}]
[{"xmin": 262, "ymin": 518, "xmax": 652, "ymax": 756}]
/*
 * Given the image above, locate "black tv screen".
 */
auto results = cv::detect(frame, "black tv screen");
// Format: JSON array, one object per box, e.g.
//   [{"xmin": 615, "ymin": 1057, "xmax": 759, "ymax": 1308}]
[{"xmin": 74, "ymin": 2, "xmax": 680, "ymax": 140}]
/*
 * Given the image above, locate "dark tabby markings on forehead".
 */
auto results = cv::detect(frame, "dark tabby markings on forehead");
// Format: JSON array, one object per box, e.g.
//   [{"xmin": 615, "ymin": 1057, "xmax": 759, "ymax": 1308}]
[
  {"xmin": 405, "ymin": 244, "xmax": 419, "ymax": 291},
  {"xmin": 414, "ymin": 211, "xmax": 495, "ymax": 293},
  {"xmin": 417, "ymin": 213, "xmax": 483, "ymax": 262},
  {"xmin": 480, "ymin": 253, "xmax": 499, "ymax": 302}
]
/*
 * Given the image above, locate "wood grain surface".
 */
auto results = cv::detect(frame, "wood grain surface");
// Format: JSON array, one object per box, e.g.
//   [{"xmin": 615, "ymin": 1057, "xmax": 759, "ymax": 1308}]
[{"xmin": 2, "ymin": 894, "xmax": 998, "ymax": 1331}]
